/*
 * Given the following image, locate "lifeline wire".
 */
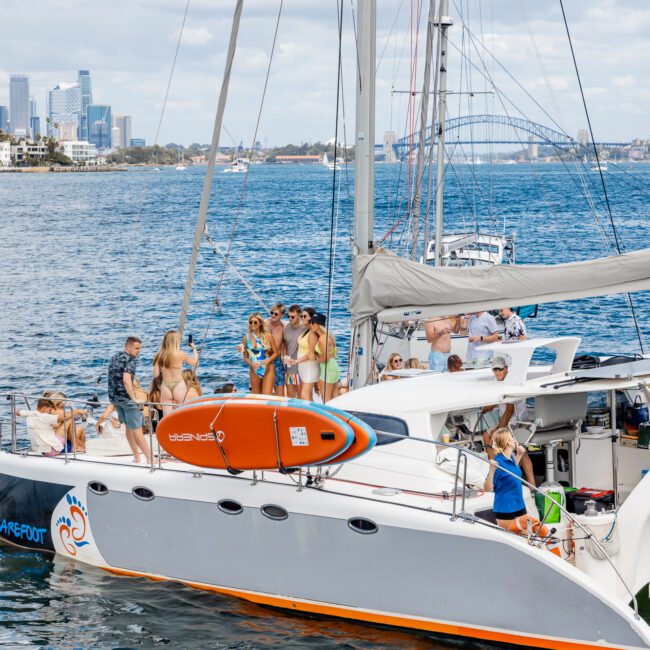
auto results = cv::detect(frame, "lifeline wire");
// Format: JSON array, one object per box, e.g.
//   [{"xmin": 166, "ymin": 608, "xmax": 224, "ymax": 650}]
[{"xmin": 558, "ymin": 0, "xmax": 645, "ymax": 354}]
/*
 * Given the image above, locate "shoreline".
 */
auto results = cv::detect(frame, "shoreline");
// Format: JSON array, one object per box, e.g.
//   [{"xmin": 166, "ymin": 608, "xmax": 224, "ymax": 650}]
[{"xmin": 0, "ymin": 166, "xmax": 128, "ymax": 173}]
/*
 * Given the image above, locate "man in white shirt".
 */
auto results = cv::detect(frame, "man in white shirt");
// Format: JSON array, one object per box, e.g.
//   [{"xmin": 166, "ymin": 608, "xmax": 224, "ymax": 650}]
[
  {"xmin": 465, "ymin": 311, "xmax": 499, "ymax": 360},
  {"xmin": 499, "ymin": 307, "xmax": 527, "ymax": 342},
  {"xmin": 19, "ymin": 398, "xmax": 65, "ymax": 455}
]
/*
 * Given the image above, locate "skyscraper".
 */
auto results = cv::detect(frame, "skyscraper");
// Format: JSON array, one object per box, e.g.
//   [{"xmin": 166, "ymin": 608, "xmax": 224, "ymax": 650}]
[
  {"xmin": 77, "ymin": 70, "xmax": 93, "ymax": 140},
  {"xmin": 0, "ymin": 106, "xmax": 8, "ymax": 133},
  {"xmin": 29, "ymin": 98, "xmax": 40, "ymax": 139},
  {"xmin": 48, "ymin": 82, "xmax": 81, "ymax": 138},
  {"xmin": 9, "ymin": 75, "xmax": 30, "ymax": 136},
  {"xmin": 87, "ymin": 104, "xmax": 112, "ymax": 149},
  {"xmin": 115, "ymin": 115, "xmax": 132, "ymax": 148}
]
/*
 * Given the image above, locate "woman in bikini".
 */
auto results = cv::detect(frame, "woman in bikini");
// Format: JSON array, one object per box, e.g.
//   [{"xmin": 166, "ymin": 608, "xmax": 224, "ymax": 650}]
[
  {"xmin": 310, "ymin": 312, "xmax": 341, "ymax": 403},
  {"xmin": 242, "ymin": 313, "xmax": 278, "ymax": 395},
  {"xmin": 292, "ymin": 307, "xmax": 319, "ymax": 401},
  {"xmin": 153, "ymin": 330, "xmax": 199, "ymax": 416}
]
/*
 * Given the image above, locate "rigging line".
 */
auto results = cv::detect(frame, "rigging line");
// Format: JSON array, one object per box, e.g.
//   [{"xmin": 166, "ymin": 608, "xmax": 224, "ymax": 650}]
[
  {"xmin": 192, "ymin": 0, "xmax": 284, "ymax": 384},
  {"xmin": 323, "ymin": 0, "xmax": 345, "ymax": 377},
  {"xmin": 558, "ymin": 0, "xmax": 645, "ymax": 354},
  {"xmin": 376, "ymin": 0, "xmax": 406, "ymax": 73}
]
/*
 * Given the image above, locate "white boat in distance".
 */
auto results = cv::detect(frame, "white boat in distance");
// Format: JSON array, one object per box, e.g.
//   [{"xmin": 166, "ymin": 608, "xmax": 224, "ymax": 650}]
[
  {"xmin": 223, "ymin": 158, "xmax": 249, "ymax": 173},
  {"xmin": 323, "ymin": 152, "xmax": 345, "ymax": 170},
  {"xmin": 591, "ymin": 160, "xmax": 608, "ymax": 172}
]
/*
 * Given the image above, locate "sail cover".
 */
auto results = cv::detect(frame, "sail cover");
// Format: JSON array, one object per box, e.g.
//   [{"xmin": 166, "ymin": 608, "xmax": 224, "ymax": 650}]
[{"xmin": 350, "ymin": 247, "xmax": 650, "ymax": 325}]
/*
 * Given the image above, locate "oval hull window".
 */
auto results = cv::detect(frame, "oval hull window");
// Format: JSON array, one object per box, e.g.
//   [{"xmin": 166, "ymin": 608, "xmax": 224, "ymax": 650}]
[
  {"xmin": 348, "ymin": 517, "xmax": 378, "ymax": 534},
  {"xmin": 218, "ymin": 499, "xmax": 243, "ymax": 515},
  {"xmin": 261, "ymin": 504, "xmax": 288, "ymax": 521},
  {"xmin": 132, "ymin": 486, "xmax": 155, "ymax": 501},
  {"xmin": 88, "ymin": 481, "xmax": 108, "ymax": 495}
]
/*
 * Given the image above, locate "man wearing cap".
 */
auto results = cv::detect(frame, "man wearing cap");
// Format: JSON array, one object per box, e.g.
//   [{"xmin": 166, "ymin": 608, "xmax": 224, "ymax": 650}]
[{"xmin": 481, "ymin": 355, "xmax": 535, "ymax": 485}]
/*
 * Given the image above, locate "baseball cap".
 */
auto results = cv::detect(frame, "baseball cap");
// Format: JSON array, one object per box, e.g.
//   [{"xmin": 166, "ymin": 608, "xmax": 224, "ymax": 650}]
[
  {"xmin": 311, "ymin": 312, "xmax": 327, "ymax": 326},
  {"xmin": 491, "ymin": 355, "xmax": 509, "ymax": 370}
]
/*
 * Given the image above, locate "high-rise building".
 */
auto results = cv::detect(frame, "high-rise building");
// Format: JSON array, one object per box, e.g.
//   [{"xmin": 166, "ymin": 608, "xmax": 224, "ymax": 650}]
[
  {"xmin": 114, "ymin": 115, "xmax": 132, "ymax": 148},
  {"xmin": 0, "ymin": 106, "xmax": 8, "ymax": 133},
  {"xmin": 87, "ymin": 104, "xmax": 112, "ymax": 149},
  {"xmin": 29, "ymin": 98, "xmax": 40, "ymax": 139},
  {"xmin": 48, "ymin": 82, "xmax": 81, "ymax": 137},
  {"xmin": 77, "ymin": 70, "xmax": 93, "ymax": 140},
  {"xmin": 9, "ymin": 75, "xmax": 30, "ymax": 136},
  {"xmin": 111, "ymin": 126, "xmax": 121, "ymax": 149}
]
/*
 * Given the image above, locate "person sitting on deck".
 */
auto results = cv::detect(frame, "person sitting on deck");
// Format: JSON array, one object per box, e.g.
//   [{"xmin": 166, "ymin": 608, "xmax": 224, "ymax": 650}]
[
  {"xmin": 43, "ymin": 390, "xmax": 86, "ymax": 452},
  {"xmin": 182, "ymin": 369, "xmax": 203, "ymax": 401},
  {"xmin": 19, "ymin": 398, "xmax": 84, "ymax": 456},
  {"xmin": 481, "ymin": 355, "xmax": 536, "ymax": 486},
  {"xmin": 484, "ymin": 428, "xmax": 560, "ymax": 556},
  {"xmin": 447, "ymin": 355, "xmax": 464, "ymax": 372}
]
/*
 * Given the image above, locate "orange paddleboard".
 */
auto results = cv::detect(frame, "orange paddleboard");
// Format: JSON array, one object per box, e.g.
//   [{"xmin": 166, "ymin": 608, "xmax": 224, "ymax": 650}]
[
  {"xmin": 156, "ymin": 399, "xmax": 354, "ymax": 470},
  {"xmin": 183, "ymin": 395, "xmax": 377, "ymax": 464}
]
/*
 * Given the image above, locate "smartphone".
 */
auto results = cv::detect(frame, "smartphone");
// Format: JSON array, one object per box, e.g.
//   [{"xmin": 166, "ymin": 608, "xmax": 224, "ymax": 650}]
[{"xmin": 188, "ymin": 333, "xmax": 194, "ymax": 345}]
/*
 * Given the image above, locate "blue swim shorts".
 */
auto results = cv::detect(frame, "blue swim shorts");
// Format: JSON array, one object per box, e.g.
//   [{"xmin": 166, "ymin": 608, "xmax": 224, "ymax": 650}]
[
  {"xmin": 113, "ymin": 400, "xmax": 144, "ymax": 430},
  {"xmin": 274, "ymin": 358, "xmax": 286, "ymax": 387}
]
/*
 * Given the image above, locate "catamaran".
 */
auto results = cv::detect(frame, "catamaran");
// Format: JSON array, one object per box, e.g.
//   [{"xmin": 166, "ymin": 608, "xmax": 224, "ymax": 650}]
[{"xmin": 2, "ymin": 2, "xmax": 650, "ymax": 649}]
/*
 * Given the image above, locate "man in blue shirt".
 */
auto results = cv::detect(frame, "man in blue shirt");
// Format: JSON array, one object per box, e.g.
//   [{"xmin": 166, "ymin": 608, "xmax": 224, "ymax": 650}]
[{"xmin": 107, "ymin": 336, "xmax": 151, "ymax": 464}]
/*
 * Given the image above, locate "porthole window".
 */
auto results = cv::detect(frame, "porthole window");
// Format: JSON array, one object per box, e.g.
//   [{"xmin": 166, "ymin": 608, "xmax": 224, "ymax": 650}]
[
  {"xmin": 348, "ymin": 517, "xmax": 378, "ymax": 535},
  {"xmin": 261, "ymin": 504, "xmax": 288, "ymax": 521},
  {"xmin": 132, "ymin": 486, "xmax": 155, "ymax": 501},
  {"xmin": 218, "ymin": 499, "xmax": 243, "ymax": 515},
  {"xmin": 88, "ymin": 481, "xmax": 108, "ymax": 495}
]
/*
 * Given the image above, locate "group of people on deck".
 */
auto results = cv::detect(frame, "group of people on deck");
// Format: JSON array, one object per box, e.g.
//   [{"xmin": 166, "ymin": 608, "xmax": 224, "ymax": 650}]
[{"xmin": 241, "ymin": 303, "xmax": 342, "ymax": 403}]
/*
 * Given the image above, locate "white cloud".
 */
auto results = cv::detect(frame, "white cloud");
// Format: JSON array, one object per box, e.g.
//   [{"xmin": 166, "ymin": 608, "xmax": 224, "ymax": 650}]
[{"xmin": 169, "ymin": 25, "xmax": 214, "ymax": 47}]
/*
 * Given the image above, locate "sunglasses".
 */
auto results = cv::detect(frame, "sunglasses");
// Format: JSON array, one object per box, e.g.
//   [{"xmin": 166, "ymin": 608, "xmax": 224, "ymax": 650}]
[
  {"xmin": 301, "ymin": 314, "xmax": 310, "ymax": 320},
  {"xmin": 270, "ymin": 310, "xmax": 281, "ymax": 316},
  {"xmin": 393, "ymin": 358, "xmax": 402, "ymax": 363},
  {"xmin": 249, "ymin": 319, "xmax": 260, "ymax": 325},
  {"xmin": 492, "ymin": 367, "xmax": 505, "ymax": 372},
  {"xmin": 288, "ymin": 314, "xmax": 298, "ymax": 319}
]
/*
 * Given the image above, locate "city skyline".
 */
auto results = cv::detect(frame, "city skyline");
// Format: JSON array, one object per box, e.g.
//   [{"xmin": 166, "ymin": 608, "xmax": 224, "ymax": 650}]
[{"xmin": 0, "ymin": 1, "xmax": 649, "ymax": 147}]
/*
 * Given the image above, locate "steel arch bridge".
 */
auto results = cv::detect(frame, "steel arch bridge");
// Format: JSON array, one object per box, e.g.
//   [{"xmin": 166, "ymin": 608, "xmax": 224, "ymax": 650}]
[{"xmin": 393, "ymin": 114, "xmax": 627, "ymax": 159}]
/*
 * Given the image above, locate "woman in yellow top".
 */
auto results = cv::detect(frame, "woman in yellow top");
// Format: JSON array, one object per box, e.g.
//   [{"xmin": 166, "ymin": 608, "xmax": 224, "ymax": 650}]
[
  {"xmin": 242, "ymin": 312, "xmax": 278, "ymax": 395},
  {"xmin": 310, "ymin": 312, "xmax": 341, "ymax": 403},
  {"xmin": 153, "ymin": 330, "xmax": 199, "ymax": 416},
  {"xmin": 292, "ymin": 307, "xmax": 319, "ymax": 400}
]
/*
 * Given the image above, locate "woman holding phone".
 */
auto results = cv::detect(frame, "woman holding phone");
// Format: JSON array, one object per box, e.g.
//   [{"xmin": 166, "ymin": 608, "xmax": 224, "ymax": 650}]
[{"xmin": 153, "ymin": 330, "xmax": 199, "ymax": 415}]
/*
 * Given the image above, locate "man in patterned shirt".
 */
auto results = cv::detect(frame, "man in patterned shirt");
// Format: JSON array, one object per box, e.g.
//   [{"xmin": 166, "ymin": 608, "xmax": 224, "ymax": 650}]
[
  {"xmin": 499, "ymin": 307, "xmax": 527, "ymax": 342},
  {"xmin": 107, "ymin": 336, "xmax": 151, "ymax": 464}
]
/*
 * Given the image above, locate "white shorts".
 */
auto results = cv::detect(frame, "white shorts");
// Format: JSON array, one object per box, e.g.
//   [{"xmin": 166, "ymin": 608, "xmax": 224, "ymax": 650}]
[{"xmin": 298, "ymin": 360, "xmax": 320, "ymax": 384}]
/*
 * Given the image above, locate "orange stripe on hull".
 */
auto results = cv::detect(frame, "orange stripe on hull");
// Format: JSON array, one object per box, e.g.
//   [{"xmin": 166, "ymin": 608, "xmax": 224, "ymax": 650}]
[{"xmin": 103, "ymin": 566, "xmax": 624, "ymax": 650}]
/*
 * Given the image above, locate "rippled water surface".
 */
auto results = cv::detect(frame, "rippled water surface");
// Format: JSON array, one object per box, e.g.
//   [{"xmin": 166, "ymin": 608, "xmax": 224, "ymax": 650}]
[{"xmin": 1, "ymin": 162, "xmax": 650, "ymax": 648}]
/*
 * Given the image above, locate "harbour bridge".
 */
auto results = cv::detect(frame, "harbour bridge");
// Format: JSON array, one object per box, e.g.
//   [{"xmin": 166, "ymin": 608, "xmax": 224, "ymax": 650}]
[{"xmin": 392, "ymin": 114, "xmax": 628, "ymax": 160}]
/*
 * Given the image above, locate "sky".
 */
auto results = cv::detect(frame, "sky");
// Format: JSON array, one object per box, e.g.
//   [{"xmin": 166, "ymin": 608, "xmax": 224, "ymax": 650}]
[{"xmin": 1, "ymin": 0, "xmax": 649, "ymax": 147}]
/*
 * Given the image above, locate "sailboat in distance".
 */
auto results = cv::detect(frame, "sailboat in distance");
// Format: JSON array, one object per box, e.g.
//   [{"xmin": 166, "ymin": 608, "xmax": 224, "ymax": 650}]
[{"xmin": 2, "ymin": 2, "xmax": 650, "ymax": 649}]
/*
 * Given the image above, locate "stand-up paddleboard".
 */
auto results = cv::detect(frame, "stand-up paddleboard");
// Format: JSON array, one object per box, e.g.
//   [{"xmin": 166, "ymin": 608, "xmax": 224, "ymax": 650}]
[
  {"xmin": 156, "ymin": 398, "xmax": 355, "ymax": 470},
  {"xmin": 180, "ymin": 395, "xmax": 377, "ymax": 464}
]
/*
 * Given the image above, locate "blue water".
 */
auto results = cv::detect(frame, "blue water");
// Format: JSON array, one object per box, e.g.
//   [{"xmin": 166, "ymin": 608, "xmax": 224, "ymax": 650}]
[{"xmin": 1, "ymin": 161, "xmax": 650, "ymax": 647}]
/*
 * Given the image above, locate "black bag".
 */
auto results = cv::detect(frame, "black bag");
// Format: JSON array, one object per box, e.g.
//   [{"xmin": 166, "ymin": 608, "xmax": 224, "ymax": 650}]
[{"xmin": 571, "ymin": 354, "xmax": 600, "ymax": 370}]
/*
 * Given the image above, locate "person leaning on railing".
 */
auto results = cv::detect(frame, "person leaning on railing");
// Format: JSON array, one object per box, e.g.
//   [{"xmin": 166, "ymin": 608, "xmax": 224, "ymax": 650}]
[{"xmin": 484, "ymin": 428, "xmax": 560, "ymax": 556}]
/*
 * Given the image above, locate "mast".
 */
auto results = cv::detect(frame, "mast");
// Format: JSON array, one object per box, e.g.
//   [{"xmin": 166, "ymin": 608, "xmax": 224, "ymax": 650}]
[
  {"xmin": 433, "ymin": 1, "xmax": 452, "ymax": 266},
  {"xmin": 179, "ymin": 0, "xmax": 243, "ymax": 335},
  {"xmin": 351, "ymin": 0, "xmax": 376, "ymax": 389},
  {"xmin": 410, "ymin": 0, "xmax": 436, "ymax": 261}
]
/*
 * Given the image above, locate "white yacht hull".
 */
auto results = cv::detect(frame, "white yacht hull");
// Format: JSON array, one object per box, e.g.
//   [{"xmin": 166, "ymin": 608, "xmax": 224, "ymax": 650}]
[{"xmin": 1, "ymin": 452, "xmax": 648, "ymax": 649}]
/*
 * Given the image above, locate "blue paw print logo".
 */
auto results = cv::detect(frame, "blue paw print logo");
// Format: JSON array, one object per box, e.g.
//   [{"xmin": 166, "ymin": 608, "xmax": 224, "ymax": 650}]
[{"xmin": 56, "ymin": 494, "xmax": 89, "ymax": 556}]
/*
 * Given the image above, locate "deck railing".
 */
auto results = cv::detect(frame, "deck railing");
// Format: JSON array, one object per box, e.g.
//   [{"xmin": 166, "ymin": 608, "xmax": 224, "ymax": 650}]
[{"xmin": 0, "ymin": 391, "xmax": 639, "ymax": 616}]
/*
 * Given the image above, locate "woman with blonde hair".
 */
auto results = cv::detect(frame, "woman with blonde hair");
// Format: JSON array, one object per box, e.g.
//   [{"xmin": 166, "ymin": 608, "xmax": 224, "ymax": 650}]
[
  {"xmin": 291, "ymin": 307, "xmax": 319, "ymax": 401},
  {"xmin": 182, "ymin": 369, "xmax": 203, "ymax": 401},
  {"xmin": 242, "ymin": 312, "xmax": 278, "ymax": 395},
  {"xmin": 381, "ymin": 353, "xmax": 403, "ymax": 381},
  {"xmin": 405, "ymin": 357, "xmax": 423, "ymax": 370},
  {"xmin": 153, "ymin": 330, "xmax": 198, "ymax": 415},
  {"xmin": 484, "ymin": 427, "xmax": 560, "ymax": 556},
  {"xmin": 310, "ymin": 313, "xmax": 341, "ymax": 402},
  {"xmin": 42, "ymin": 390, "xmax": 87, "ymax": 452}
]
